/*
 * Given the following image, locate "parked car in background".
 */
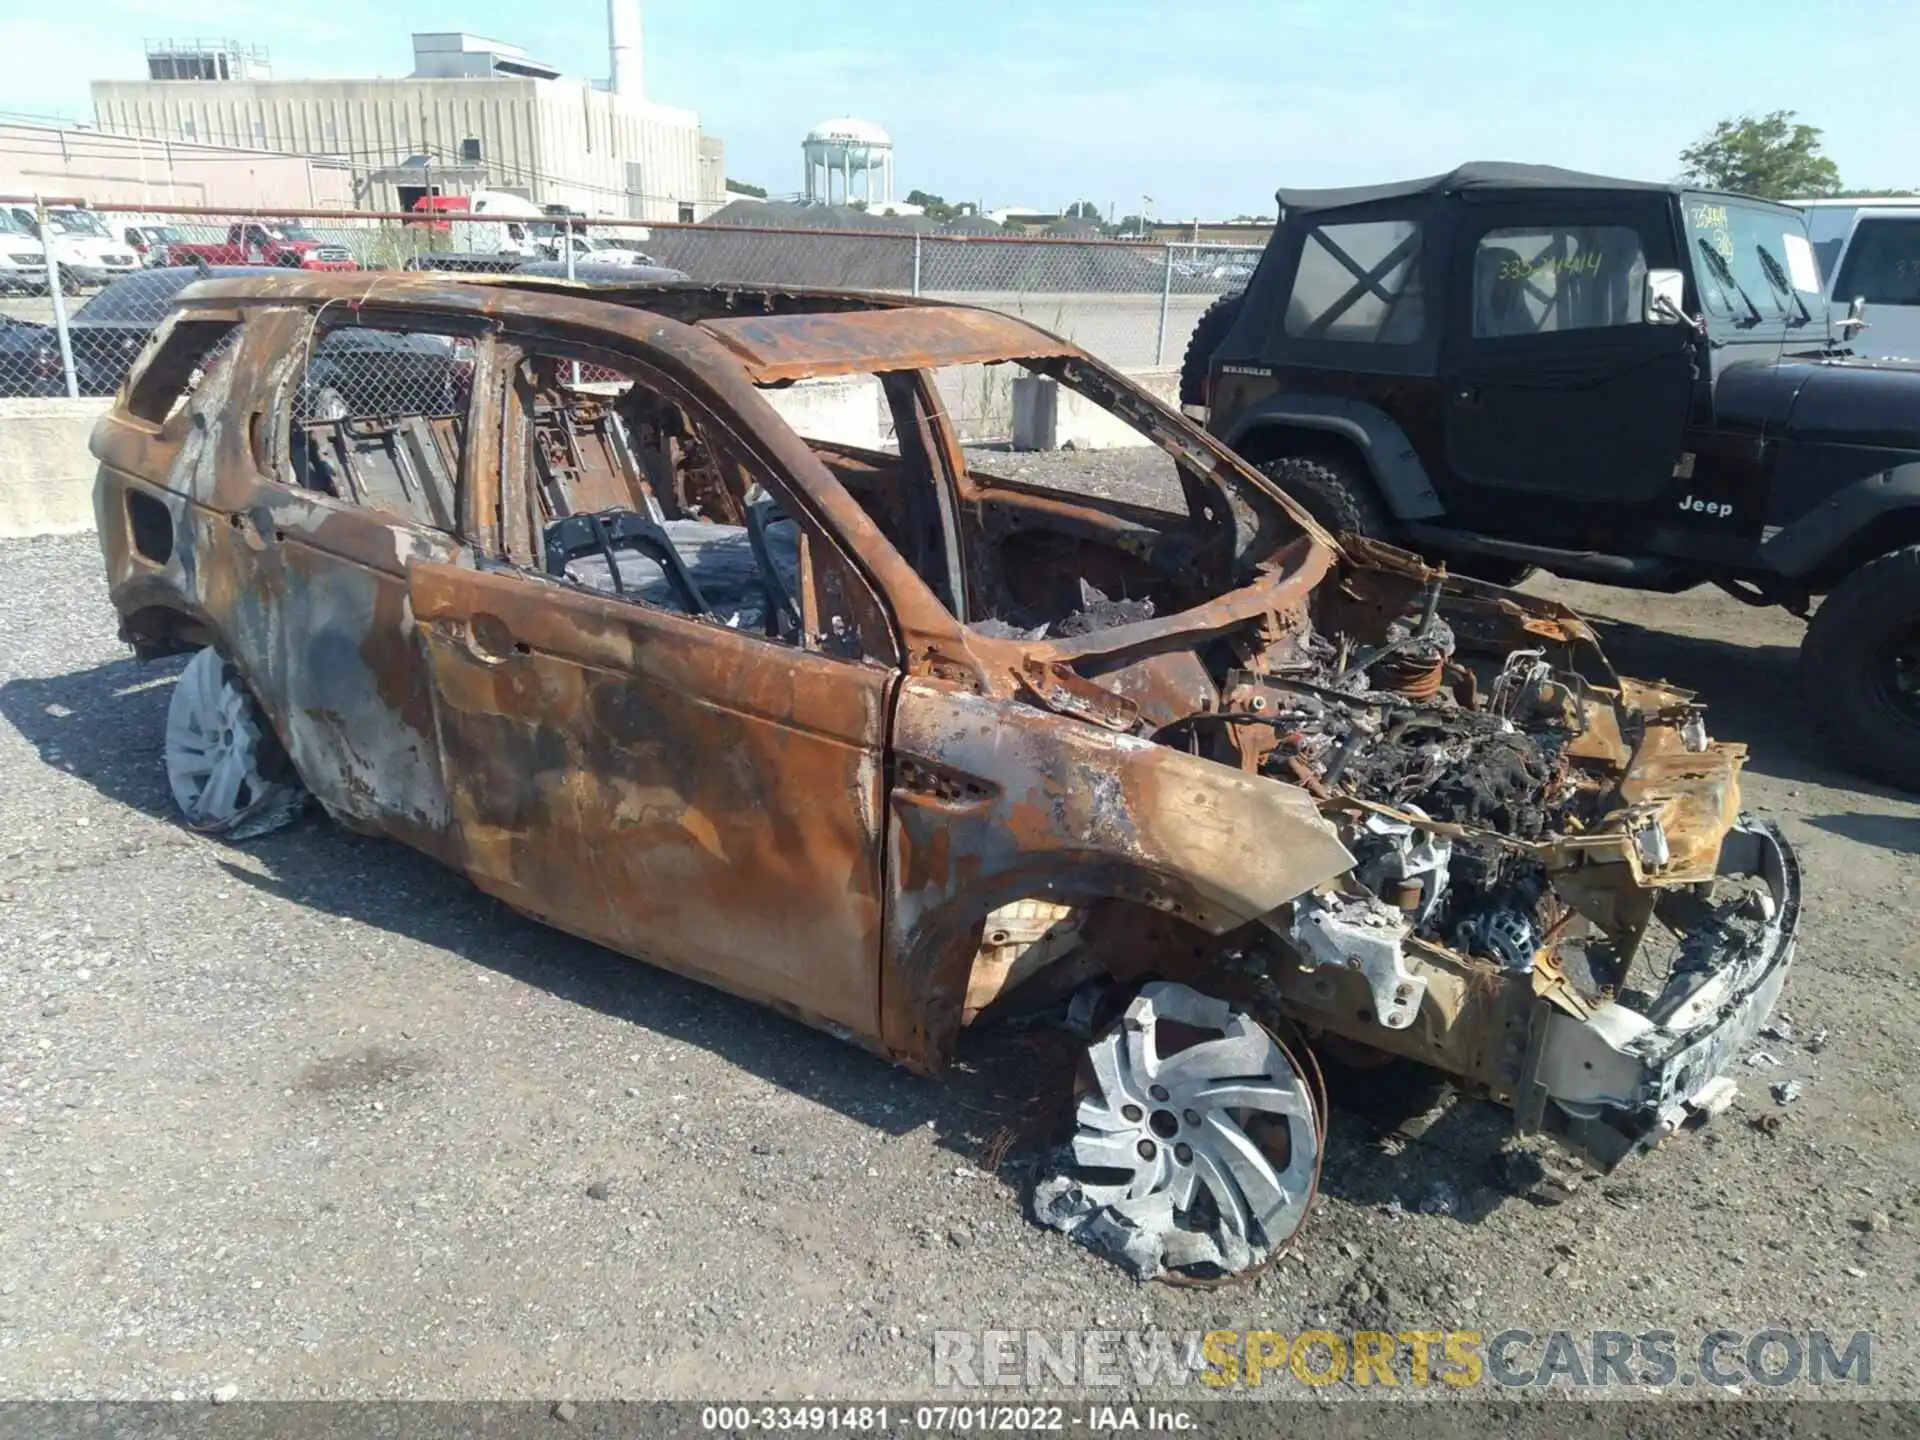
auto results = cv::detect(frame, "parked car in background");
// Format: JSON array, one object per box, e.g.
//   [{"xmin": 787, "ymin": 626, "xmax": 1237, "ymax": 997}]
[
  {"xmin": 1820, "ymin": 205, "xmax": 1920, "ymax": 362},
  {"xmin": 0, "ymin": 208, "xmax": 49, "ymax": 294},
  {"xmin": 166, "ymin": 221, "xmax": 359, "ymax": 272},
  {"xmin": 123, "ymin": 224, "xmax": 189, "ymax": 268},
  {"xmin": 4, "ymin": 205, "xmax": 139, "ymax": 288},
  {"xmin": 0, "ymin": 266, "xmax": 461, "ymax": 407},
  {"xmin": 1798, "ymin": 196, "xmax": 1916, "ymax": 279},
  {"xmin": 538, "ymin": 230, "xmax": 660, "ymax": 267},
  {"xmin": 0, "ymin": 313, "xmax": 65, "ymax": 395}
]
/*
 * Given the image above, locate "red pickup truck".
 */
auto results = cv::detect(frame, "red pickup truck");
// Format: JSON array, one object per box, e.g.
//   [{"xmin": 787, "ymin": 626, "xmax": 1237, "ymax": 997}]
[{"xmin": 167, "ymin": 221, "xmax": 360, "ymax": 271}]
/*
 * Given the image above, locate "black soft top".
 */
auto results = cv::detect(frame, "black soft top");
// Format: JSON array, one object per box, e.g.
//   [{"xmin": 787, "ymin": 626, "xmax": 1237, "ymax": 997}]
[{"xmin": 1276, "ymin": 161, "xmax": 1679, "ymax": 215}]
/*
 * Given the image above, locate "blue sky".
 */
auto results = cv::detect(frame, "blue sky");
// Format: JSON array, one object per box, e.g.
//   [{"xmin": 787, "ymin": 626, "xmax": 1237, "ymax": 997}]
[{"xmin": 6, "ymin": 0, "xmax": 1917, "ymax": 215}]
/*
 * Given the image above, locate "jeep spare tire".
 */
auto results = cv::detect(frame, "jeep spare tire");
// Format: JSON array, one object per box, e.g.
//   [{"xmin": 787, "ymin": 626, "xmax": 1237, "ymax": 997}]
[
  {"xmin": 1802, "ymin": 545, "xmax": 1920, "ymax": 792},
  {"xmin": 1178, "ymin": 290, "xmax": 1244, "ymax": 408}
]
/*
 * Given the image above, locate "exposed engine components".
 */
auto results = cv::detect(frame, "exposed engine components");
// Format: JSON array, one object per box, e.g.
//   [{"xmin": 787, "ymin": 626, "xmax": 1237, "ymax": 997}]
[
  {"xmin": 1352, "ymin": 809, "xmax": 1452, "ymax": 926},
  {"xmin": 1206, "ymin": 630, "xmax": 1602, "ymax": 979},
  {"xmin": 1033, "ymin": 983, "xmax": 1322, "ymax": 1282},
  {"xmin": 1452, "ymin": 899, "xmax": 1542, "ymax": 973},
  {"xmin": 1282, "ymin": 891, "xmax": 1426, "ymax": 1029}
]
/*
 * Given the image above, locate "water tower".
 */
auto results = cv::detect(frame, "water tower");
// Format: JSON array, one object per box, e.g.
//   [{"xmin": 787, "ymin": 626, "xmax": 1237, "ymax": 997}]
[{"xmin": 802, "ymin": 118, "xmax": 894, "ymax": 207}]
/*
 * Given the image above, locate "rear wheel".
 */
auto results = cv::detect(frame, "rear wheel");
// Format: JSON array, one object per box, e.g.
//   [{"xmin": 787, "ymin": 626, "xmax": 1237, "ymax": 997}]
[
  {"xmin": 1802, "ymin": 545, "xmax": 1920, "ymax": 792},
  {"xmin": 1178, "ymin": 290, "xmax": 1244, "ymax": 408},
  {"xmin": 165, "ymin": 647, "xmax": 307, "ymax": 838},
  {"xmin": 1257, "ymin": 453, "xmax": 1392, "ymax": 543}
]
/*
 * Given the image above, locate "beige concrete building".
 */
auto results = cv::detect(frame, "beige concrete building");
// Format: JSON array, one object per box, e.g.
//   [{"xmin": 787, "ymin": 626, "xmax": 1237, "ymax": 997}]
[
  {"xmin": 90, "ymin": 15, "xmax": 726, "ymax": 221},
  {"xmin": 0, "ymin": 121, "xmax": 354, "ymax": 209}
]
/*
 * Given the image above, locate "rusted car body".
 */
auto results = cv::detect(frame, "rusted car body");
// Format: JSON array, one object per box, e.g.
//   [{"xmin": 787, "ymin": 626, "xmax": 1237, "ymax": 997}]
[{"xmin": 91, "ymin": 274, "xmax": 1799, "ymax": 1231}]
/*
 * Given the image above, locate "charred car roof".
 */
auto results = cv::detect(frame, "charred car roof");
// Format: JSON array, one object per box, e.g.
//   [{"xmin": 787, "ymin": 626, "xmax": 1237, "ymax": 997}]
[{"xmin": 171, "ymin": 271, "xmax": 1076, "ymax": 379}]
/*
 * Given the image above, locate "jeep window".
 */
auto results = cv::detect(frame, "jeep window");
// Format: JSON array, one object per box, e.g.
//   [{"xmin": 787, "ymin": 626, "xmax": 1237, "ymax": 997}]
[
  {"xmin": 1682, "ymin": 196, "xmax": 1819, "ymax": 323},
  {"xmin": 1283, "ymin": 219, "xmax": 1426, "ymax": 344},
  {"xmin": 1829, "ymin": 217, "xmax": 1920, "ymax": 306},
  {"xmin": 264, "ymin": 223, "xmax": 321, "ymax": 244},
  {"xmin": 1470, "ymin": 226, "xmax": 1647, "ymax": 338}
]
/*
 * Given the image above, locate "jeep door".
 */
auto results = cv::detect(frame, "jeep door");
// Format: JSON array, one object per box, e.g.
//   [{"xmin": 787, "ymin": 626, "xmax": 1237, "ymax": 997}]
[
  {"xmin": 1440, "ymin": 197, "xmax": 1693, "ymax": 530},
  {"xmin": 407, "ymin": 328, "xmax": 898, "ymax": 1041}
]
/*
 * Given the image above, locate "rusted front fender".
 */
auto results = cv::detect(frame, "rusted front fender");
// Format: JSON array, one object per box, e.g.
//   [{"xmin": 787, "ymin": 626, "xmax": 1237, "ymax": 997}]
[{"xmin": 879, "ymin": 677, "xmax": 1354, "ymax": 1071}]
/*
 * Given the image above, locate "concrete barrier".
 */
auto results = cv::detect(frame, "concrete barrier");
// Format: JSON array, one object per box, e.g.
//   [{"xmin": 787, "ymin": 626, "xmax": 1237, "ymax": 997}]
[
  {"xmin": 1011, "ymin": 370, "xmax": 1181, "ymax": 452},
  {"xmin": 0, "ymin": 370, "xmax": 1167, "ymax": 538},
  {"xmin": 762, "ymin": 375, "xmax": 883, "ymax": 451},
  {"xmin": 0, "ymin": 398, "xmax": 110, "ymax": 539}
]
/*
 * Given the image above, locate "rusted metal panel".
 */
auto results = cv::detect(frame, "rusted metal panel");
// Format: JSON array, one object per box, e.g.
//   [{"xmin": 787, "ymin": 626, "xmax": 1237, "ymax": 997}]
[
  {"xmin": 408, "ymin": 559, "xmax": 892, "ymax": 1039},
  {"xmin": 698, "ymin": 308, "xmax": 1073, "ymax": 383},
  {"xmin": 879, "ymin": 675, "xmax": 1354, "ymax": 1068}
]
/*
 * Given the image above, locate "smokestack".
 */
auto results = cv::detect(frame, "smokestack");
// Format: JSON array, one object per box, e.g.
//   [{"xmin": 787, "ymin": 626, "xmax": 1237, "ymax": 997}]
[{"xmin": 608, "ymin": 0, "xmax": 643, "ymax": 99}]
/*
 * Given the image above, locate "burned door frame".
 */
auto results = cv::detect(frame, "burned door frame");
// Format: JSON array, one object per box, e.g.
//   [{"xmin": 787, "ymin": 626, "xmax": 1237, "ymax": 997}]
[
  {"xmin": 216, "ymin": 303, "xmax": 506, "ymax": 858},
  {"xmin": 410, "ymin": 324, "xmax": 903, "ymax": 1043}
]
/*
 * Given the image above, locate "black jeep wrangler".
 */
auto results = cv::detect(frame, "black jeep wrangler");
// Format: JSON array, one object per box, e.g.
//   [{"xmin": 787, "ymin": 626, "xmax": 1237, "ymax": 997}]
[{"xmin": 1184, "ymin": 161, "xmax": 1920, "ymax": 791}]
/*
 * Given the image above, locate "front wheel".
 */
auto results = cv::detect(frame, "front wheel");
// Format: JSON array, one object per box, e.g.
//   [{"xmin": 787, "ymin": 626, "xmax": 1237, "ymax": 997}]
[
  {"xmin": 1801, "ymin": 545, "xmax": 1920, "ymax": 792},
  {"xmin": 164, "ymin": 647, "xmax": 308, "ymax": 838}
]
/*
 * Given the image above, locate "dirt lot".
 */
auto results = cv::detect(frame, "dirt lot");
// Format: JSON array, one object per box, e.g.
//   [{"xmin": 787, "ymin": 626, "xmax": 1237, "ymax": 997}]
[{"xmin": 2, "ymin": 451, "xmax": 1917, "ymax": 1403}]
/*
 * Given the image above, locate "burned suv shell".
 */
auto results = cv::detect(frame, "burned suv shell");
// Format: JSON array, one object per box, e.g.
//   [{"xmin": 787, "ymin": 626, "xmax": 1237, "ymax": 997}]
[{"xmin": 92, "ymin": 273, "xmax": 1798, "ymax": 1270}]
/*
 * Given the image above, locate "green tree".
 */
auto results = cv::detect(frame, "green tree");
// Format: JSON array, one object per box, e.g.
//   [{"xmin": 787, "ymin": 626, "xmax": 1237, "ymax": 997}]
[
  {"xmin": 725, "ymin": 177, "xmax": 767, "ymax": 198},
  {"xmin": 1064, "ymin": 200, "xmax": 1102, "ymax": 221},
  {"xmin": 1679, "ymin": 110, "xmax": 1842, "ymax": 198},
  {"xmin": 907, "ymin": 188, "xmax": 957, "ymax": 220}
]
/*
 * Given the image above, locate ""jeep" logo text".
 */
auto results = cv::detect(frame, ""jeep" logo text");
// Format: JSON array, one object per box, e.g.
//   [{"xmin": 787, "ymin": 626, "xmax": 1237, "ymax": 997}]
[{"xmin": 1677, "ymin": 494, "xmax": 1734, "ymax": 519}]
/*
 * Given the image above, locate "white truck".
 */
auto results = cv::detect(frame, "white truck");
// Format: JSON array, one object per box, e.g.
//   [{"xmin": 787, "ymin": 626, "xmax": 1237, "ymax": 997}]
[{"xmin": 449, "ymin": 190, "xmax": 547, "ymax": 258}]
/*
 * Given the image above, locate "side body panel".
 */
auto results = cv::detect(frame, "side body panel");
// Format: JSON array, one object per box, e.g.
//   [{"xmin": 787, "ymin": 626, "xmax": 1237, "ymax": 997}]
[{"xmin": 409, "ymin": 560, "xmax": 894, "ymax": 1041}]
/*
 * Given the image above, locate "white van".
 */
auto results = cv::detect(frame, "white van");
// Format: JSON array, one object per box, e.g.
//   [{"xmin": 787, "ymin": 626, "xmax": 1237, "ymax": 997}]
[
  {"xmin": 1820, "ymin": 204, "xmax": 1920, "ymax": 362},
  {"xmin": 4, "ymin": 205, "xmax": 139, "ymax": 288},
  {"xmin": 0, "ymin": 207, "xmax": 49, "ymax": 293}
]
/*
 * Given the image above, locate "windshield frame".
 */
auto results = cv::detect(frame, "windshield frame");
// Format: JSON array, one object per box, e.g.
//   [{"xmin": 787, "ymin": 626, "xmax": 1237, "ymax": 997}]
[{"xmin": 1681, "ymin": 192, "xmax": 1823, "ymax": 334}]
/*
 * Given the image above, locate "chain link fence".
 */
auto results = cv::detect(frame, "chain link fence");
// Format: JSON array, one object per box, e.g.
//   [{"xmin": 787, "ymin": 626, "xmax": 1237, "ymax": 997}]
[{"xmin": 0, "ymin": 203, "xmax": 1259, "ymax": 438}]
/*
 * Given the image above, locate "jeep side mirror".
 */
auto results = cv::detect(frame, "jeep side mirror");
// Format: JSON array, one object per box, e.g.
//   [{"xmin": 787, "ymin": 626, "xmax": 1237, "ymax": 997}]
[
  {"xmin": 1837, "ymin": 295, "xmax": 1870, "ymax": 336},
  {"xmin": 1646, "ymin": 269, "xmax": 1688, "ymax": 325}
]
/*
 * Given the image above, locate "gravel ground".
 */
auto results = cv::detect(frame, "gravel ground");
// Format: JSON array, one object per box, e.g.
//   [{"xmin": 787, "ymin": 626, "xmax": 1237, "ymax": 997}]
[{"xmin": 2, "ymin": 454, "xmax": 1918, "ymax": 1403}]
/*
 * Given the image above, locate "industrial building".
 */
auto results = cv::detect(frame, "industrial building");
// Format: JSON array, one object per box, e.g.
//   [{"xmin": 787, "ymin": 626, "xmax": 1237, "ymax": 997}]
[
  {"xmin": 88, "ymin": 3, "xmax": 726, "ymax": 220},
  {"xmin": 0, "ymin": 120, "xmax": 354, "ymax": 210}
]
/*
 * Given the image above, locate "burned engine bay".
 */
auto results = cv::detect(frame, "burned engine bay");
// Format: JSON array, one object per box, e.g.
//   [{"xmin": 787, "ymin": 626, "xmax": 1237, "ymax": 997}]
[{"xmin": 1026, "ymin": 542, "xmax": 1800, "ymax": 1283}]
